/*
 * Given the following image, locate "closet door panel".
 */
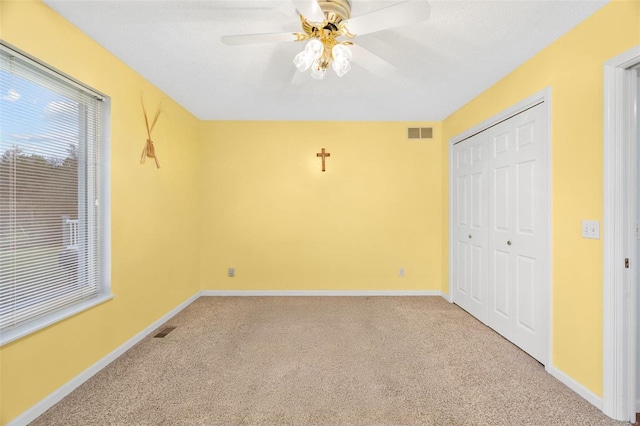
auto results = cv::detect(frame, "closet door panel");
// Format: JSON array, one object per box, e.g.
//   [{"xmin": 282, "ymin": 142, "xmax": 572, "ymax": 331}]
[
  {"xmin": 487, "ymin": 103, "xmax": 547, "ymax": 363},
  {"xmin": 452, "ymin": 132, "xmax": 488, "ymax": 323}
]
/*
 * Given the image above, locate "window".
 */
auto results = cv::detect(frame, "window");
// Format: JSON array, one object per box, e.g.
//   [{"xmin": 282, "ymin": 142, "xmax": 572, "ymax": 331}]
[{"xmin": 0, "ymin": 42, "xmax": 111, "ymax": 345}]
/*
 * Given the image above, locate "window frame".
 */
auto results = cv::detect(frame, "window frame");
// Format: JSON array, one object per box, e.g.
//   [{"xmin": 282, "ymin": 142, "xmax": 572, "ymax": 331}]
[{"xmin": 0, "ymin": 41, "xmax": 111, "ymax": 346}]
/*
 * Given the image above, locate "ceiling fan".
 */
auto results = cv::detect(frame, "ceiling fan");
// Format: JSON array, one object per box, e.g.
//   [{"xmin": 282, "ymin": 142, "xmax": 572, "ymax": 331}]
[{"xmin": 221, "ymin": 0, "xmax": 431, "ymax": 80}]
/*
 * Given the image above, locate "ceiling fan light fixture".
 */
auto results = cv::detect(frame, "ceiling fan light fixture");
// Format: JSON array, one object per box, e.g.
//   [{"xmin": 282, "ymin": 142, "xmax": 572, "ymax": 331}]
[
  {"xmin": 223, "ymin": 0, "xmax": 431, "ymax": 81},
  {"xmin": 290, "ymin": 1, "xmax": 356, "ymax": 79}
]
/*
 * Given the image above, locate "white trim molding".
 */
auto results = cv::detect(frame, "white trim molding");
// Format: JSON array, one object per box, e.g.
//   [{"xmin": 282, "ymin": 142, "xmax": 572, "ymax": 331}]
[
  {"xmin": 547, "ymin": 365, "xmax": 603, "ymax": 411},
  {"xmin": 602, "ymin": 44, "xmax": 640, "ymax": 422},
  {"xmin": 200, "ymin": 290, "xmax": 445, "ymax": 297},
  {"xmin": 0, "ymin": 294, "xmax": 113, "ymax": 346},
  {"xmin": 7, "ymin": 292, "xmax": 200, "ymax": 426},
  {"xmin": 448, "ymin": 88, "xmax": 551, "ymax": 146}
]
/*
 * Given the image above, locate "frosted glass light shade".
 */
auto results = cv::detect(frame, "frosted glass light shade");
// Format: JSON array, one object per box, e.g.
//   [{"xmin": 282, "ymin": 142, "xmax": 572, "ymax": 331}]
[
  {"xmin": 330, "ymin": 44, "xmax": 352, "ymax": 77},
  {"xmin": 332, "ymin": 44, "xmax": 352, "ymax": 62},
  {"xmin": 293, "ymin": 50, "xmax": 313, "ymax": 72},
  {"xmin": 332, "ymin": 59, "xmax": 351, "ymax": 77},
  {"xmin": 306, "ymin": 39, "xmax": 324, "ymax": 60}
]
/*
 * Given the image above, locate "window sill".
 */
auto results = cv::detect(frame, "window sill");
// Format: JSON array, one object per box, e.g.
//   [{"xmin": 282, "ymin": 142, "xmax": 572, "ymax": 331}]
[{"xmin": 0, "ymin": 293, "xmax": 114, "ymax": 346}]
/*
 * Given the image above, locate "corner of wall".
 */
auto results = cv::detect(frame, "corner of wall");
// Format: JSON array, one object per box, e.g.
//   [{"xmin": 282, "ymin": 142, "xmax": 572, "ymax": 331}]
[{"xmin": 440, "ymin": 124, "xmax": 451, "ymax": 297}]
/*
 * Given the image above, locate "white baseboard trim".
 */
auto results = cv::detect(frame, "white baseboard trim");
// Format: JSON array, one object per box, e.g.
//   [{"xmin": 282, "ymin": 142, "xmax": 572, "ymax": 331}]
[
  {"xmin": 7, "ymin": 292, "xmax": 201, "ymax": 426},
  {"xmin": 636, "ymin": 399, "xmax": 640, "ymax": 412},
  {"xmin": 200, "ymin": 290, "xmax": 445, "ymax": 297},
  {"xmin": 546, "ymin": 364, "xmax": 603, "ymax": 411}
]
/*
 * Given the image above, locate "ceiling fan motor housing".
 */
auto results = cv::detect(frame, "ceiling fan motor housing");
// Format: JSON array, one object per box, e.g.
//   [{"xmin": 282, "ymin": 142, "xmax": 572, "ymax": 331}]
[{"xmin": 318, "ymin": 0, "xmax": 351, "ymax": 23}]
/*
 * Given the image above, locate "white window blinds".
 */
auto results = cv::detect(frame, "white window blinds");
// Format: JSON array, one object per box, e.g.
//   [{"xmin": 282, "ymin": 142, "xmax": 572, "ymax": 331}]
[{"xmin": 0, "ymin": 44, "xmax": 104, "ymax": 335}]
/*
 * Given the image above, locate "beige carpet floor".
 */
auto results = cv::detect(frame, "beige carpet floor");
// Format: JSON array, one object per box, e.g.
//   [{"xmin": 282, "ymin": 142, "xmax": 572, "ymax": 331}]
[{"xmin": 32, "ymin": 297, "xmax": 629, "ymax": 425}]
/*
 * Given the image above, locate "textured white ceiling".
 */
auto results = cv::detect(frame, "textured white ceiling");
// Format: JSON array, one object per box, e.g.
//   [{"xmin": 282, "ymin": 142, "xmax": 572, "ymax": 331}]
[{"xmin": 42, "ymin": 0, "xmax": 609, "ymax": 121}]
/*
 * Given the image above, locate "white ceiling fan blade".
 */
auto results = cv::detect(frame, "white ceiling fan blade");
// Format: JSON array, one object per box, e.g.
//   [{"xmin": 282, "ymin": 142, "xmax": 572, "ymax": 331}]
[
  {"xmin": 350, "ymin": 44, "xmax": 396, "ymax": 78},
  {"xmin": 221, "ymin": 32, "xmax": 299, "ymax": 46},
  {"xmin": 345, "ymin": 0, "xmax": 431, "ymax": 36},
  {"xmin": 291, "ymin": 0, "xmax": 325, "ymax": 23}
]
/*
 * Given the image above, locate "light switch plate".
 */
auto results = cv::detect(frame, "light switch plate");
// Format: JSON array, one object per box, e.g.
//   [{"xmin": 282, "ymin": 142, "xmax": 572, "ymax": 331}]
[{"xmin": 582, "ymin": 220, "xmax": 600, "ymax": 239}]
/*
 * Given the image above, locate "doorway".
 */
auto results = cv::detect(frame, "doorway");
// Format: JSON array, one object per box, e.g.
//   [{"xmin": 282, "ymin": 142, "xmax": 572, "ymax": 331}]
[
  {"xmin": 602, "ymin": 45, "xmax": 640, "ymax": 422},
  {"xmin": 636, "ymin": 71, "xmax": 640, "ymax": 422}
]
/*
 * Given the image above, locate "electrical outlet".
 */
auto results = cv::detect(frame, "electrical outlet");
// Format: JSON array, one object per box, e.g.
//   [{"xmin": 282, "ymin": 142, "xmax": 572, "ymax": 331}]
[
  {"xmin": 581, "ymin": 220, "xmax": 600, "ymax": 239},
  {"xmin": 399, "ymin": 267, "xmax": 405, "ymax": 277},
  {"xmin": 228, "ymin": 267, "xmax": 235, "ymax": 277}
]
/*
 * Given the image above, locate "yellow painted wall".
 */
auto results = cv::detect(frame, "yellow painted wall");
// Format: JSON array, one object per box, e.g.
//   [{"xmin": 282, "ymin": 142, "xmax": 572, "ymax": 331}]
[
  {"xmin": 0, "ymin": 1, "xmax": 202, "ymax": 423},
  {"xmin": 199, "ymin": 121, "xmax": 442, "ymax": 291},
  {"xmin": 442, "ymin": 0, "xmax": 640, "ymax": 396}
]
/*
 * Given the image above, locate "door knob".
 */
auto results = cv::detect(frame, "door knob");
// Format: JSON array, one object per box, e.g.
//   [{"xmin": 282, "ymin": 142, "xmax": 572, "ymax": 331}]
[{"xmin": 507, "ymin": 240, "xmax": 512, "ymax": 246}]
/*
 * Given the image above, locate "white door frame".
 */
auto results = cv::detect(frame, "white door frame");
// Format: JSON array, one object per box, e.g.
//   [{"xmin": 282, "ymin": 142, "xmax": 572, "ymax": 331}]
[
  {"xmin": 448, "ymin": 88, "xmax": 553, "ymax": 366},
  {"xmin": 602, "ymin": 45, "xmax": 640, "ymax": 422}
]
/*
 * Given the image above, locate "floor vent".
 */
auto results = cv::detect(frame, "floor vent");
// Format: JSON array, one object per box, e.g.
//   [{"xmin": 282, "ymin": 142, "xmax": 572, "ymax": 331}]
[
  {"xmin": 407, "ymin": 127, "xmax": 433, "ymax": 140},
  {"xmin": 154, "ymin": 326, "xmax": 176, "ymax": 338}
]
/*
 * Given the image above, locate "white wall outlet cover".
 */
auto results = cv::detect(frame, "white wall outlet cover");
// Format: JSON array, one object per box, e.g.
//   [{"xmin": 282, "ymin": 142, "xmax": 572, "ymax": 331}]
[
  {"xmin": 581, "ymin": 220, "xmax": 600, "ymax": 239},
  {"xmin": 228, "ymin": 267, "xmax": 235, "ymax": 277}
]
